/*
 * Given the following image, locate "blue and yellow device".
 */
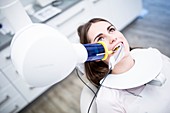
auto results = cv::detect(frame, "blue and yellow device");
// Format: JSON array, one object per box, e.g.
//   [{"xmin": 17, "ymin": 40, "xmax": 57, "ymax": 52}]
[{"xmin": 83, "ymin": 41, "xmax": 113, "ymax": 62}]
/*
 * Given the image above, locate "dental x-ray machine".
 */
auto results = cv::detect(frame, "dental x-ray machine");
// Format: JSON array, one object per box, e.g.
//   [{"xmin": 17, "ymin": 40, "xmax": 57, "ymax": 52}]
[{"xmin": 0, "ymin": 0, "xmax": 123, "ymax": 87}]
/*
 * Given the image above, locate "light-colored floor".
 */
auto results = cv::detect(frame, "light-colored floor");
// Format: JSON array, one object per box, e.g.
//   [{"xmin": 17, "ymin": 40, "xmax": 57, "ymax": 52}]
[
  {"xmin": 19, "ymin": 0, "xmax": 170, "ymax": 113},
  {"xmin": 20, "ymin": 69, "xmax": 84, "ymax": 113}
]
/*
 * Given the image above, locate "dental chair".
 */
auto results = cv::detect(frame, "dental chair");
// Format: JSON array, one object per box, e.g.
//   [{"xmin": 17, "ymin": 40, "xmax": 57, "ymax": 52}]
[
  {"xmin": 79, "ymin": 53, "xmax": 170, "ymax": 113},
  {"xmin": 76, "ymin": 66, "xmax": 98, "ymax": 113},
  {"xmin": 80, "ymin": 82, "xmax": 98, "ymax": 113},
  {"xmin": 78, "ymin": 46, "xmax": 170, "ymax": 113}
]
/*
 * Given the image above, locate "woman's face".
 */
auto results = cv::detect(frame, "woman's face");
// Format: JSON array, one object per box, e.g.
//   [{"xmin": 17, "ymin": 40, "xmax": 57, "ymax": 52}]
[{"xmin": 87, "ymin": 21, "xmax": 130, "ymax": 64}]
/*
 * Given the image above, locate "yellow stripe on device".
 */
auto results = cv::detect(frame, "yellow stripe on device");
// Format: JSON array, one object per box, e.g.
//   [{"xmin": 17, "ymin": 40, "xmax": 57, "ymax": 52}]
[{"xmin": 97, "ymin": 41, "xmax": 112, "ymax": 61}]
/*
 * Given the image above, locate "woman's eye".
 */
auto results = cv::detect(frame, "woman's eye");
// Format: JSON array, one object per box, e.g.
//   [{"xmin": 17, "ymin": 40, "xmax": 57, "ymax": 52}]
[
  {"xmin": 97, "ymin": 37, "xmax": 104, "ymax": 42},
  {"xmin": 109, "ymin": 28, "xmax": 115, "ymax": 32}
]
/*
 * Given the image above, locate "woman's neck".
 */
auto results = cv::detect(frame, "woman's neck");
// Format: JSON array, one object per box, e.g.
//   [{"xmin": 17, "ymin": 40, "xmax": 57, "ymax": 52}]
[{"xmin": 111, "ymin": 55, "xmax": 135, "ymax": 74}]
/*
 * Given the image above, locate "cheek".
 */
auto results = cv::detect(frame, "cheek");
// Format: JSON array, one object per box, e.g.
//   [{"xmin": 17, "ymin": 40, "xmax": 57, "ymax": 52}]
[
  {"xmin": 123, "ymin": 40, "xmax": 130, "ymax": 57},
  {"xmin": 119, "ymin": 34, "xmax": 129, "ymax": 49},
  {"xmin": 124, "ymin": 39, "xmax": 130, "ymax": 50},
  {"xmin": 118, "ymin": 34, "xmax": 130, "ymax": 55}
]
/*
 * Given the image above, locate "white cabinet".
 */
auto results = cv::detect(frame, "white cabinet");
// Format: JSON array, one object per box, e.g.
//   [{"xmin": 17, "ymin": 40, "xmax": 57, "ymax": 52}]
[
  {"xmin": 88, "ymin": 0, "xmax": 142, "ymax": 30},
  {"xmin": 0, "ymin": 46, "xmax": 49, "ymax": 113},
  {"xmin": 0, "ymin": 47, "xmax": 11, "ymax": 69},
  {"xmin": 46, "ymin": 1, "xmax": 91, "ymax": 43},
  {"xmin": 0, "ymin": 70, "xmax": 10, "ymax": 88},
  {"xmin": 0, "ymin": 71, "xmax": 27, "ymax": 113},
  {"xmin": 46, "ymin": 0, "xmax": 142, "ymax": 42},
  {"xmin": 2, "ymin": 64, "xmax": 49, "ymax": 102},
  {"xmin": 0, "ymin": 96, "xmax": 27, "ymax": 113}
]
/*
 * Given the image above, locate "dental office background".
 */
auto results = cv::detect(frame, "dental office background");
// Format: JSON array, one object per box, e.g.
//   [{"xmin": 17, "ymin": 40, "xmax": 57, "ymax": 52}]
[{"xmin": 0, "ymin": 0, "xmax": 170, "ymax": 113}]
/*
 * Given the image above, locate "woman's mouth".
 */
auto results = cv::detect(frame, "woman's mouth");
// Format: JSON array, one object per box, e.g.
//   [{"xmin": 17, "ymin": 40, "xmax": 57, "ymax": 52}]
[{"xmin": 112, "ymin": 43, "xmax": 123, "ymax": 53}]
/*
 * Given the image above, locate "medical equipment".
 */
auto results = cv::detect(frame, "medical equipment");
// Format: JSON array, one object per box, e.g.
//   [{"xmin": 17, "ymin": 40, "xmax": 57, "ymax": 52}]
[
  {"xmin": 0, "ymin": 0, "xmax": 122, "ymax": 87},
  {"xmin": 10, "ymin": 23, "xmax": 121, "ymax": 87}
]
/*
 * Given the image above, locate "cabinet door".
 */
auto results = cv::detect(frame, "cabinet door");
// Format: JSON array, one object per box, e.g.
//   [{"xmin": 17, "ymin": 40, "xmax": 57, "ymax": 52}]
[
  {"xmin": 0, "ymin": 96, "xmax": 27, "ymax": 113},
  {"xmin": 0, "ymin": 72, "xmax": 27, "ymax": 113},
  {"xmin": 46, "ymin": 1, "xmax": 90, "ymax": 40},
  {"xmin": 0, "ymin": 47, "xmax": 11, "ymax": 69},
  {"xmin": 0, "ymin": 85, "xmax": 27, "ymax": 110},
  {"xmin": 0, "ymin": 71, "xmax": 10, "ymax": 91},
  {"xmin": 2, "ymin": 65, "xmax": 50, "ymax": 102},
  {"xmin": 89, "ymin": 0, "xmax": 142, "ymax": 30}
]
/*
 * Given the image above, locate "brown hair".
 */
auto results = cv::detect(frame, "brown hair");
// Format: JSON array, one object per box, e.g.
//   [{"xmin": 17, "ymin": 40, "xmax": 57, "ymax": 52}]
[{"xmin": 77, "ymin": 18, "xmax": 113, "ymax": 87}]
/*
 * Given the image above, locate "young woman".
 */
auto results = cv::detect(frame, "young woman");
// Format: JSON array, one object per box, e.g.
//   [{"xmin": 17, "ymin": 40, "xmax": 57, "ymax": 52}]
[{"xmin": 77, "ymin": 18, "xmax": 170, "ymax": 113}]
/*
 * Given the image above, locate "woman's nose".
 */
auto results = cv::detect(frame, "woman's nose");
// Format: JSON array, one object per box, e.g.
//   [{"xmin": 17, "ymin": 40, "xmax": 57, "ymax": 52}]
[{"xmin": 109, "ymin": 36, "xmax": 117, "ymax": 44}]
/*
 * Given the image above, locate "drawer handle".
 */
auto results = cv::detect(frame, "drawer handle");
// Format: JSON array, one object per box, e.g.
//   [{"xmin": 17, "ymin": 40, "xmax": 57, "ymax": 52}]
[
  {"xmin": 15, "ymin": 70, "xmax": 19, "ymax": 74},
  {"xmin": 29, "ymin": 87, "xmax": 36, "ymax": 90},
  {"xmin": 9, "ymin": 105, "xmax": 19, "ymax": 113},
  {"xmin": 57, "ymin": 8, "xmax": 85, "ymax": 27},
  {"xmin": 93, "ymin": 0, "xmax": 101, "ymax": 4},
  {"xmin": 0, "ymin": 95, "xmax": 10, "ymax": 106},
  {"xmin": 5, "ymin": 55, "xmax": 11, "ymax": 60}
]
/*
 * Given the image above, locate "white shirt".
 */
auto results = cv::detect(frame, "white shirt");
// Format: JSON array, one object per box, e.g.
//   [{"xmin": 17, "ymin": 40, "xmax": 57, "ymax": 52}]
[{"xmin": 96, "ymin": 48, "xmax": 170, "ymax": 113}]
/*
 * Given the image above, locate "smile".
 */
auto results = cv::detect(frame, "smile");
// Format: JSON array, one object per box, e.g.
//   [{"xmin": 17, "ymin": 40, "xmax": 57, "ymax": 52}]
[{"xmin": 112, "ymin": 43, "xmax": 123, "ymax": 53}]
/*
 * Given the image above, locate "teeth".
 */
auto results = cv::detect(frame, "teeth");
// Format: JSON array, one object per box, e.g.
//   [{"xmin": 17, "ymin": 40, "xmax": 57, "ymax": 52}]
[
  {"xmin": 113, "ymin": 43, "xmax": 122, "ymax": 52},
  {"xmin": 113, "ymin": 46, "xmax": 120, "ymax": 52}
]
